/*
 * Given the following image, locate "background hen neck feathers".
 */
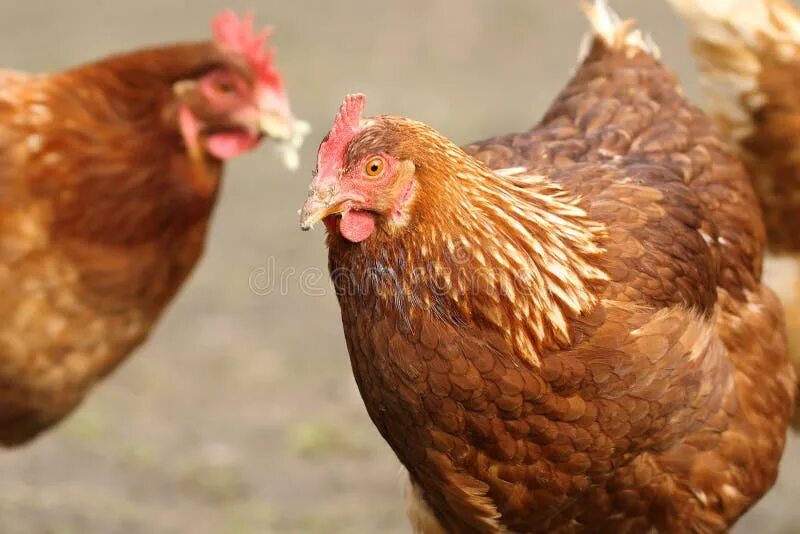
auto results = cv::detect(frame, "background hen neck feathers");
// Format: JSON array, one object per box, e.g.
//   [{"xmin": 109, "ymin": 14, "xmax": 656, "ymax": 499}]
[
  {"xmin": 63, "ymin": 41, "xmax": 224, "ymax": 89},
  {"xmin": 27, "ymin": 42, "xmax": 227, "ymax": 245}
]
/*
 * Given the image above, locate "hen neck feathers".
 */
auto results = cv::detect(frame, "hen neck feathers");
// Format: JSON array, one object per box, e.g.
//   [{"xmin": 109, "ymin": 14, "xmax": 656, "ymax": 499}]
[
  {"xmin": 330, "ymin": 127, "xmax": 609, "ymax": 366},
  {"xmin": 19, "ymin": 53, "xmax": 223, "ymax": 246}
]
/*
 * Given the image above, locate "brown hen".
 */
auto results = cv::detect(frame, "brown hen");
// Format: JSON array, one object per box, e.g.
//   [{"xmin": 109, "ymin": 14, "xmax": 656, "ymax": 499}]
[
  {"xmin": 0, "ymin": 12, "xmax": 306, "ymax": 446},
  {"xmin": 299, "ymin": 1, "xmax": 796, "ymax": 532},
  {"xmin": 666, "ymin": 0, "xmax": 800, "ymax": 424}
]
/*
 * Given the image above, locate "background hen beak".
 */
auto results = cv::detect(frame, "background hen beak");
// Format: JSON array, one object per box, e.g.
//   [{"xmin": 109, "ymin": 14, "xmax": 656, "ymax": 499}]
[
  {"xmin": 259, "ymin": 110, "xmax": 293, "ymax": 140},
  {"xmin": 259, "ymin": 110, "xmax": 310, "ymax": 172}
]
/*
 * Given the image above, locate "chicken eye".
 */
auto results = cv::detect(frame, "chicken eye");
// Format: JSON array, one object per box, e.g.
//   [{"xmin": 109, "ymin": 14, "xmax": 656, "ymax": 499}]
[
  {"xmin": 365, "ymin": 158, "xmax": 385, "ymax": 177},
  {"xmin": 213, "ymin": 79, "xmax": 237, "ymax": 95}
]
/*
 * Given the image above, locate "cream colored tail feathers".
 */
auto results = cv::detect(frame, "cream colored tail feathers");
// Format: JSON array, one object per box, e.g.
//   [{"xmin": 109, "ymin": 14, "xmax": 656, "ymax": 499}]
[
  {"xmin": 667, "ymin": 0, "xmax": 800, "ymax": 142},
  {"xmin": 579, "ymin": 0, "xmax": 661, "ymax": 61}
]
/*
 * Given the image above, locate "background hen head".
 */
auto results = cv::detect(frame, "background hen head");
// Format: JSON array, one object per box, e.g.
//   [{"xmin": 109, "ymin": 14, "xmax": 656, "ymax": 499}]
[{"xmin": 174, "ymin": 10, "xmax": 308, "ymax": 167}]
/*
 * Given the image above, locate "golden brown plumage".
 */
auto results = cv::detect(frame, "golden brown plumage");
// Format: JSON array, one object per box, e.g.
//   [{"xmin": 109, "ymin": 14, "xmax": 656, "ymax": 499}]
[
  {"xmin": 666, "ymin": 0, "xmax": 800, "ymax": 424},
  {"xmin": 0, "ymin": 13, "xmax": 305, "ymax": 446},
  {"xmin": 300, "ymin": 1, "xmax": 796, "ymax": 531}
]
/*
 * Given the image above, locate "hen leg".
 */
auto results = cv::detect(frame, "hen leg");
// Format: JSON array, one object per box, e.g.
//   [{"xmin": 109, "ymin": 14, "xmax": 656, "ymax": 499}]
[
  {"xmin": 764, "ymin": 255, "xmax": 800, "ymax": 427},
  {"xmin": 404, "ymin": 473, "xmax": 448, "ymax": 534},
  {"xmin": 786, "ymin": 258, "xmax": 800, "ymax": 426}
]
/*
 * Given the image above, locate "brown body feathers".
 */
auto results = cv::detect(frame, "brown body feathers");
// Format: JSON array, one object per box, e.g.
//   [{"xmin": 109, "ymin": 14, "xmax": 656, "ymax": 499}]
[{"xmin": 307, "ymin": 2, "xmax": 796, "ymax": 532}]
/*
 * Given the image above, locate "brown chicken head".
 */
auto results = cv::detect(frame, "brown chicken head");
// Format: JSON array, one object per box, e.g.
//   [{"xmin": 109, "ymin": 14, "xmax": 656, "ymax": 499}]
[
  {"xmin": 300, "ymin": 94, "xmax": 427, "ymax": 243},
  {"xmin": 174, "ymin": 11, "xmax": 308, "ymax": 167}
]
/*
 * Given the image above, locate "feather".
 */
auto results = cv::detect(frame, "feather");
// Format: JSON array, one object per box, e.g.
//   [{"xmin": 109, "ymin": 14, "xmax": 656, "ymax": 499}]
[{"xmin": 580, "ymin": 0, "xmax": 661, "ymax": 58}]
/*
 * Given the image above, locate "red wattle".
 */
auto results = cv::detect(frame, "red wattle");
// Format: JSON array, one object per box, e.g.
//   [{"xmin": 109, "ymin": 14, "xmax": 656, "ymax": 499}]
[
  {"xmin": 340, "ymin": 210, "xmax": 375, "ymax": 243},
  {"xmin": 207, "ymin": 132, "xmax": 260, "ymax": 160}
]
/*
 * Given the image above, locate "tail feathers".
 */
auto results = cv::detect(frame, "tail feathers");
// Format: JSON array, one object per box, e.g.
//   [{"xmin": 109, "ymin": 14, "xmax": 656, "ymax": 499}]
[
  {"xmin": 668, "ymin": 0, "xmax": 800, "ymax": 48},
  {"xmin": 668, "ymin": 0, "xmax": 800, "ymax": 142},
  {"xmin": 578, "ymin": 0, "xmax": 661, "ymax": 61},
  {"xmin": 772, "ymin": 0, "xmax": 800, "ymax": 38}
]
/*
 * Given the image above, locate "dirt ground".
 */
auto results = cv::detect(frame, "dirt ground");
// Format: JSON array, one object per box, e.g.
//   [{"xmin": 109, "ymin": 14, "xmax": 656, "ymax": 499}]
[{"xmin": 0, "ymin": 1, "xmax": 798, "ymax": 532}]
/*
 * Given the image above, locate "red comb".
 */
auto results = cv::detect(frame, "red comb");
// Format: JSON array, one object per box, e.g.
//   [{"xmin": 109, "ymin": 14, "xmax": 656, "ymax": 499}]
[
  {"xmin": 317, "ymin": 94, "xmax": 366, "ymax": 177},
  {"xmin": 212, "ymin": 10, "xmax": 284, "ymax": 92}
]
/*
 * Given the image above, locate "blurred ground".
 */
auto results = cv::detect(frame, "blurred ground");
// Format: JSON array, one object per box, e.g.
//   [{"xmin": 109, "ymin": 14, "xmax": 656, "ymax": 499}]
[{"xmin": 0, "ymin": 1, "xmax": 798, "ymax": 533}]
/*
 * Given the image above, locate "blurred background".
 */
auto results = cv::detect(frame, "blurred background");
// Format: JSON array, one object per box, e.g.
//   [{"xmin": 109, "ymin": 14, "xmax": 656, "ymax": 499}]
[{"xmin": 0, "ymin": 1, "xmax": 798, "ymax": 532}]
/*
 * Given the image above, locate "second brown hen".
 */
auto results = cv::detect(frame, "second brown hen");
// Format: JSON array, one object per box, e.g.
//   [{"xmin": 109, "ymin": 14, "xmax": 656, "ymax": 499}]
[{"xmin": 0, "ymin": 12, "xmax": 306, "ymax": 446}]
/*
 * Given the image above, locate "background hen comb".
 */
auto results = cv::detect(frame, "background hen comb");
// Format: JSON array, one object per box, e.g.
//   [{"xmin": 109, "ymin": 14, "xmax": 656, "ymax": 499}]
[{"xmin": 212, "ymin": 10, "xmax": 283, "ymax": 90}]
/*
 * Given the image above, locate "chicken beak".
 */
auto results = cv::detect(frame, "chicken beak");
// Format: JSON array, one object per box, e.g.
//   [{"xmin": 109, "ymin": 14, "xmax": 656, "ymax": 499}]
[
  {"xmin": 259, "ymin": 110, "xmax": 310, "ymax": 172},
  {"xmin": 299, "ymin": 183, "xmax": 347, "ymax": 231},
  {"xmin": 259, "ymin": 110, "xmax": 293, "ymax": 140}
]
